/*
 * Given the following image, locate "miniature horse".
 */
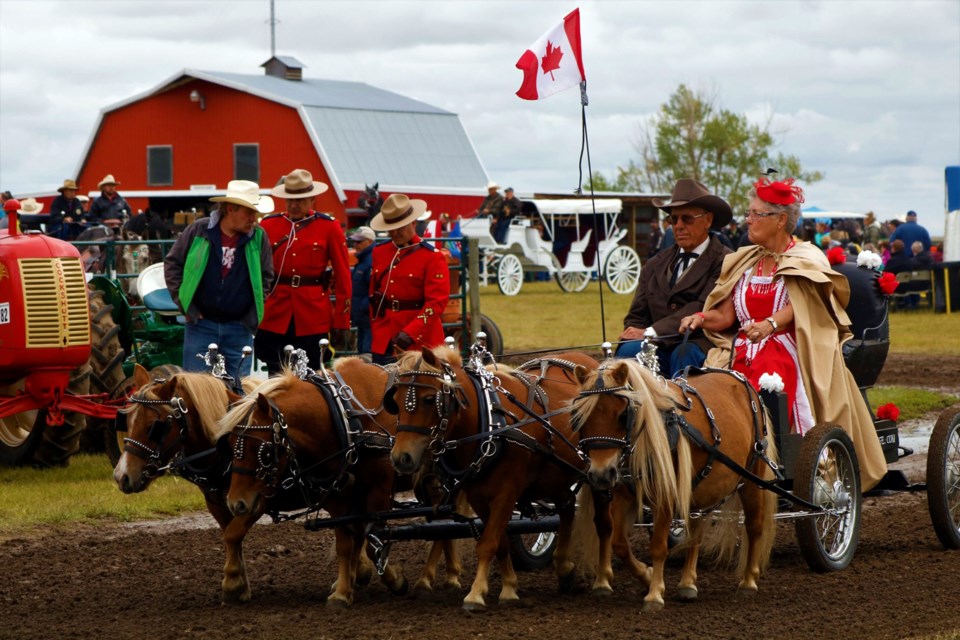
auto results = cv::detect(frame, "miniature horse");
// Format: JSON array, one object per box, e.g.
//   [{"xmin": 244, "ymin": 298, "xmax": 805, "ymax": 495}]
[
  {"xmin": 112, "ymin": 365, "xmax": 279, "ymax": 604},
  {"xmin": 388, "ymin": 348, "xmax": 598, "ymax": 611},
  {"xmin": 570, "ymin": 359, "xmax": 778, "ymax": 611},
  {"xmin": 221, "ymin": 357, "xmax": 463, "ymax": 607}
]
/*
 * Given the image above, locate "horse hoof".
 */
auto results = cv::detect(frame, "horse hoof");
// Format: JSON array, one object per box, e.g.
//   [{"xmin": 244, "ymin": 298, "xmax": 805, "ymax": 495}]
[
  {"xmin": 592, "ymin": 586, "xmax": 614, "ymax": 597},
  {"xmin": 642, "ymin": 600, "xmax": 665, "ymax": 613},
  {"xmin": 676, "ymin": 586, "xmax": 698, "ymax": 602},
  {"xmin": 413, "ymin": 579, "xmax": 433, "ymax": 593},
  {"xmin": 326, "ymin": 596, "xmax": 351, "ymax": 609},
  {"xmin": 557, "ymin": 571, "xmax": 576, "ymax": 594},
  {"xmin": 462, "ymin": 601, "xmax": 487, "ymax": 613},
  {"xmin": 499, "ymin": 596, "xmax": 521, "ymax": 608},
  {"xmin": 736, "ymin": 587, "xmax": 758, "ymax": 600},
  {"xmin": 444, "ymin": 578, "xmax": 462, "ymax": 590},
  {"xmin": 389, "ymin": 576, "xmax": 409, "ymax": 596},
  {"xmin": 355, "ymin": 570, "xmax": 373, "ymax": 588},
  {"xmin": 221, "ymin": 589, "xmax": 250, "ymax": 605}
]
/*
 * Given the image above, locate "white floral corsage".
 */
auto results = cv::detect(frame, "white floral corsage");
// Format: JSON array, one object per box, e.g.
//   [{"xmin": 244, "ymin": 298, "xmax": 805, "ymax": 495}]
[
  {"xmin": 758, "ymin": 372, "xmax": 785, "ymax": 393},
  {"xmin": 856, "ymin": 250, "xmax": 883, "ymax": 270}
]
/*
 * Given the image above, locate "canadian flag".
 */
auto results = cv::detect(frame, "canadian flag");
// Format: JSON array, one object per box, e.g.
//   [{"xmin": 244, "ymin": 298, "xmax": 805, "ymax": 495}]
[{"xmin": 515, "ymin": 8, "xmax": 585, "ymax": 101}]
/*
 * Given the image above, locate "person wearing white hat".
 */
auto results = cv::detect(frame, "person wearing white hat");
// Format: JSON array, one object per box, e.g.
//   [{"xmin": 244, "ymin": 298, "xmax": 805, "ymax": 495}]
[
  {"xmin": 49, "ymin": 179, "xmax": 85, "ymax": 239},
  {"xmin": 164, "ymin": 180, "xmax": 275, "ymax": 376},
  {"xmin": 88, "ymin": 174, "xmax": 130, "ymax": 227},
  {"xmin": 368, "ymin": 194, "xmax": 449, "ymax": 364},
  {"xmin": 476, "ymin": 181, "xmax": 503, "ymax": 223},
  {"xmin": 253, "ymin": 169, "xmax": 352, "ymax": 372}
]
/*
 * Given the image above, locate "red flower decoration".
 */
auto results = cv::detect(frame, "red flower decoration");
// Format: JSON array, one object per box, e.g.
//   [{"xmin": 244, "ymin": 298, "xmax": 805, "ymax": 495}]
[
  {"xmin": 754, "ymin": 177, "xmax": 805, "ymax": 205},
  {"xmin": 876, "ymin": 403, "xmax": 900, "ymax": 421},
  {"xmin": 827, "ymin": 246, "xmax": 846, "ymax": 266},
  {"xmin": 878, "ymin": 271, "xmax": 899, "ymax": 295}
]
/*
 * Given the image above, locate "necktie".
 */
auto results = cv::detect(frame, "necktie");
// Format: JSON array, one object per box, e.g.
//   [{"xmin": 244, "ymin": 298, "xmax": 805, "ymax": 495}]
[{"xmin": 670, "ymin": 252, "xmax": 699, "ymax": 287}]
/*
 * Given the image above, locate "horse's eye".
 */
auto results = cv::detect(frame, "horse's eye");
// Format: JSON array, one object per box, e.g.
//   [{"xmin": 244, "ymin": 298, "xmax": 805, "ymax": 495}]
[{"xmin": 423, "ymin": 395, "xmax": 437, "ymax": 406}]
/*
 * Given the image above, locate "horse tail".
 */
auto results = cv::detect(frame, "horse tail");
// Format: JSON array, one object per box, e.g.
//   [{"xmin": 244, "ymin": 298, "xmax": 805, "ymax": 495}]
[
  {"xmin": 570, "ymin": 485, "xmax": 600, "ymax": 578},
  {"xmin": 674, "ymin": 433, "xmax": 693, "ymax": 529}
]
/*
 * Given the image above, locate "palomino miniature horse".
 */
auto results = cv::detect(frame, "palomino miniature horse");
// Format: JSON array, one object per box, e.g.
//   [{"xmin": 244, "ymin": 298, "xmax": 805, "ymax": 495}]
[
  {"xmin": 112, "ymin": 365, "xmax": 295, "ymax": 604},
  {"xmin": 220, "ymin": 357, "xmax": 463, "ymax": 606},
  {"xmin": 388, "ymin": 348, "xmax": 598, "ymax": 611},
  {"xmin": 570, "ymin": 359, "xmax": 778, "ymax": 611}
]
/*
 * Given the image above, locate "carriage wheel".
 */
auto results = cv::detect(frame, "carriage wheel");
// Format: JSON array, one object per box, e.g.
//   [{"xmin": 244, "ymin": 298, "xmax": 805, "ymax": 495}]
[
  {"xmin": 555, "ymin": 271, "xmax": 590, "ymax": 293},
  {"xmin": 508, "ymin": 532, "xmax": 557, "ymax": 571},
  {"xmin": 603, "ymin": 245, "xmax": 642, "ymax": 295},
  {"xmin": 497, "ymin": 254, "xmax": 524, "ymax": 296},
  {"xmin": 926, "ymin": 405, "xmax": 960, "ymax": 549},
  {"xmin": 793, "ymin": 423, "xmax": 861, "ymax": 572}
]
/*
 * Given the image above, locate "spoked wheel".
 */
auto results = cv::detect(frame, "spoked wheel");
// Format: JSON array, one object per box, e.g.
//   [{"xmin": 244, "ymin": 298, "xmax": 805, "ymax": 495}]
[
  {"xmin": 508, "ymin": 531, "xmax": 557, "ymax": 571},
  {"xmin": 497, "ymin": 254, "xmax": 524, "ymax": 296},
  {"xmin": 927, "ymin": 405, "xmax": 960, "ymax": 549},
  {"xmin": 793, "ymin": 423, "xmax": 861, "ymax": 572},
  {"xmin": 555, "ymin": 271, "xmax": 590, "ymax": 293},
  {"xmin": 603, "ymin": 245, "xmax": 641, "ymax": 294}
]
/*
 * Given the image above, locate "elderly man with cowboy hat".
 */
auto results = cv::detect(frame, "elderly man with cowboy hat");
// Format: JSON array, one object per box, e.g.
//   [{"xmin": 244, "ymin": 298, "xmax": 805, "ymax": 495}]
[
  {"xmin": 164, "ymin": 180, "xmax": 274, "ymax": 377},
  {"xmin": 618, "ymin": 178, "xmax": 733, "ymax": 376},
  {"xmin": 477, "ymin": 181, "xmax": 504, "ymax": 221},
  {"xmin": 88, "ymin": 174, "xmax": 130, "ymax": 228},
  {"xmin": 369, "ymin": 193, "xmax": 449, "ymax": 365},
  {"xmin": 49, "ymin": 179, "xmax": 85, "ymax": 239},
  {"xmin": 255, "ymin": 168, "xmax": 352, "ymax": 373}
]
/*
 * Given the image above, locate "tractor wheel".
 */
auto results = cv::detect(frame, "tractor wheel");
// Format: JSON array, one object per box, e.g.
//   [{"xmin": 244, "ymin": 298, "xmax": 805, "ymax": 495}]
[
  {"xmin": 80, "ymin": 289, "xmax": 127, "ymax": 456},
  {"xmin": 30, "ymin": 364, "xmax": 91, "ymax": 468},
  {"xmin": 0, "ymin": 386, "xmax": 45, "ymax": 465}
]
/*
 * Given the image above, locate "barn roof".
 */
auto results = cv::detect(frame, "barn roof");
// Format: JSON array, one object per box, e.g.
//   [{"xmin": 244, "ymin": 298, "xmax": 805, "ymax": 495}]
[{"xmin": 77, "ymin": 68, "xmax": 489, "ymax": 201}]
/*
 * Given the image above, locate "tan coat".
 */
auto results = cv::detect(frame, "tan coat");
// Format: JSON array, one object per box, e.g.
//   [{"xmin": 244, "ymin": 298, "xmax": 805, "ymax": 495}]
[{"xmin": 702, "ymin": 241, "xmax": 887, "ymax": 490}]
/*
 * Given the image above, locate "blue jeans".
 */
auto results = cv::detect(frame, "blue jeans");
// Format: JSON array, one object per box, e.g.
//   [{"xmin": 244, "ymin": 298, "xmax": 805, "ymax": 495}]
[
  {"xmin": 182, "ymin": 318, "xmax": 255, "ymax": 378},
  {"xmin": 616, "ymin": 340, "xmax": 706, "ymax": 378}
]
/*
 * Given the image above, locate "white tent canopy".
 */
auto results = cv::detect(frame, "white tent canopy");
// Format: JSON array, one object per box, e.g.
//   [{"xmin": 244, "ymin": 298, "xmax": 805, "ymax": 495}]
[{"xmin": 801, "ymin": 206, "xmax": 865, "ymax": 220}]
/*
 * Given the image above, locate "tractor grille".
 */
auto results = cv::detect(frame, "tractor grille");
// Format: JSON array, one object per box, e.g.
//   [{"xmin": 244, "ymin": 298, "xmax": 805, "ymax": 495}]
[{"xmin": 19, "ymin": 257, "xmax": 90, "ymax": 348}]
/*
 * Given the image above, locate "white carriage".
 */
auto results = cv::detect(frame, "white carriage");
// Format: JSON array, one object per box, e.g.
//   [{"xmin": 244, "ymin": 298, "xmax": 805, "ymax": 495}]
[{"xmin": 458, "ymin": 198, "xmax": 641, "ymax": 296}]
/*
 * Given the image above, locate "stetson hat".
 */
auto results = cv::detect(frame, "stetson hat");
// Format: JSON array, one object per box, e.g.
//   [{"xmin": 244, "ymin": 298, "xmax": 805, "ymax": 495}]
[
  {"xmin": 486, "ymin": 181, "xmax": 500, "ymax": 190},
  {"xmin": 370, "ymin": 193, "xmax": 428, "ymax": 231},
  {"xmin": 270, "ymin": 168, "xmax": 329, "ymax": 199},
  {"xmin": 98, "ymin": 174, "xmax": 120, "ymax": 189},
  {"xmin": 418, "ymin": 209, "xmax": 433, "ymax": 222},
  {"xmin": 58, "ymin": 179, "xmax": 79, "ymax": 193},
  {"xmin": 652, "ymin": 179, "xmax": 732, "ymax": 229},
  {"xmin": 210, "ymin": 180, "xmax": 274, "ymax": 214},
  {"xmin": 18, "ymin": 197, "xmax": 44, "ymax": 215}
]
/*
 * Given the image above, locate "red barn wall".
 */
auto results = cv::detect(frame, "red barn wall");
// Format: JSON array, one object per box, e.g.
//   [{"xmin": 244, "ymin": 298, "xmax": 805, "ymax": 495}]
[{"xmin": 77, "ymin": 79, "xmax": 346, "ymax": 220}]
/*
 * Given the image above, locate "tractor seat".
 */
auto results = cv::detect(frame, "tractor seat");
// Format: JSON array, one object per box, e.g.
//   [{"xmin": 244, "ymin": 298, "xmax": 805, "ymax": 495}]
[{"xmin": 136, "ymin": 263, "xmax": 180, "ymax": 317}]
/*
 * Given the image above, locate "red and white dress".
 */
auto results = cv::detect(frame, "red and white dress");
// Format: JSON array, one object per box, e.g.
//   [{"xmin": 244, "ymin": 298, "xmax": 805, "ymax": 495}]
[{"xmin": 731, "ymin": 264, "xmax": 814, "ymax": 434}]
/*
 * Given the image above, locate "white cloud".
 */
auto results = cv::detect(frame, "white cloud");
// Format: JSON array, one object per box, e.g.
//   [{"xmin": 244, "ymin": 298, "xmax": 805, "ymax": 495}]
[{"xmin": 1, "ymin": 0, "xmax": 957, "ymax": 235}]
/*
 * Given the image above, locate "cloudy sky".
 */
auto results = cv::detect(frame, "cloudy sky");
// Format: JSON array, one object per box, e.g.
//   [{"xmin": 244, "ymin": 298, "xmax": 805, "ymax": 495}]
[{"xmin": 1, "ymin": 0, "xmax": 958, "ymax": 235}]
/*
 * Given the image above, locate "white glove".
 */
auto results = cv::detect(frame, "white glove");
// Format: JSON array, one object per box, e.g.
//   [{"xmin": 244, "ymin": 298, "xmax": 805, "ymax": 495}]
[{"xmin": 643, "ymin": 327, "xmax": 658, "ymax": 338}]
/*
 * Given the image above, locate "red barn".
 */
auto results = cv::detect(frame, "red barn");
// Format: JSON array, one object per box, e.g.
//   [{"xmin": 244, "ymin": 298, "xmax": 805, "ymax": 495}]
[{"xmin": 74, "ymin": 57, "xmax": 490, "ymax": 223}]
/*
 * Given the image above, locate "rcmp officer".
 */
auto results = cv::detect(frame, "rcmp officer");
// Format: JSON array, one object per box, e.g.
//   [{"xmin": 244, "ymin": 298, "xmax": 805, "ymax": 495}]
[
  {"xmin": 369, "ymin": 194, "xmax": 449, "ymax": 365},
  {"xmin": 255, "ymin": 169, "xmax": 352, "ymax": 373}
]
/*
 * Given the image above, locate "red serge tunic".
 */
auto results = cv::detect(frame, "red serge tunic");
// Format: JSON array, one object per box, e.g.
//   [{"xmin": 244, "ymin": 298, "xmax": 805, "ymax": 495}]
[
  {"xmin": 259, "ymin": 212, "xmax": 352, "ymax": 335},
  {"xmin": 370, "ymin": 236, "xmax": 449, "ymax": 354},
  {"xmin": 731, "ymin": 268, "xmax": 814, "ymax": 434}
]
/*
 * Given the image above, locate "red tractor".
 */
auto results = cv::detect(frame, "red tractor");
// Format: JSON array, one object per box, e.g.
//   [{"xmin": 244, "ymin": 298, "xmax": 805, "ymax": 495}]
[{"xmin": 1, "ymin": 208, "xmax": 120, "ymax": 465}]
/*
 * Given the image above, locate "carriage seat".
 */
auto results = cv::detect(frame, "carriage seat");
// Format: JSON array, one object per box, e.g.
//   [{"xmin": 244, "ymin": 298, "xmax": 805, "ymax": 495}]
[{"xmin": 832, "ymin": 261, "xmax": 890, "ymax": 390}]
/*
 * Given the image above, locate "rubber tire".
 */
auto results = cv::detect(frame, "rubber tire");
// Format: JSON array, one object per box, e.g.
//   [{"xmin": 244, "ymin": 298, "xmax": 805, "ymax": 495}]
[
  {"xmin": 479, "ymin": 314, "xmax": 504, "ymax": 358},
  {"xmin": 926, "ymin": 404, "xmax": 960, "ymax": 550},
  {"xmin": 793, "ymin": 423, "xmax": 862, "ymax": 572},
  {"xmin": 0, "ymin": 405, "xmax": 46, "ymax": 465},
  {"xmin": 508, "ymin": 531, "xmax": 557, "ymax": 571},
  {"xmin": 30, "ymin": 364, "xmax": 90, "ymax": 468},
  {"xmin": 80, "ymin": 289, "xmax": 127, "ymax": 455}
]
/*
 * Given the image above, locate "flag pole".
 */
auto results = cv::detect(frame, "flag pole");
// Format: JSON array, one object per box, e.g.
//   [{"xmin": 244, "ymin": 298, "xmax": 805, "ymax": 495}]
[{"xmin": 577, "ymin": 80, "xmax": 607, "ymax": 345}]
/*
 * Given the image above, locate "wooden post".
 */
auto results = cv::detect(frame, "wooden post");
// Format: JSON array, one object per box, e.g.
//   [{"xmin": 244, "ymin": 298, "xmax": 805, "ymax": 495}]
[{"xmin": 468, "ymin": 238, "xmax": 482, "ymax": 341}]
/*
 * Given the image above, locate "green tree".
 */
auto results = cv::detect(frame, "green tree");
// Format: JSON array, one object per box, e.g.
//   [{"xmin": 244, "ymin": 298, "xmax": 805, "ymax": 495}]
[{"xmin": 612, "ymin": 85, "xmax": 822, "ymax": 213}]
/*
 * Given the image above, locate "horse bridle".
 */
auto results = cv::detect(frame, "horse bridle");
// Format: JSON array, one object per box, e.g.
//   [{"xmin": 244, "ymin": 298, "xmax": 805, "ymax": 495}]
[
  {"xmin": 230, "ymin": 398, "xmax": 296, "ymax": 498},
  {"xmin": 119, "ymin": 392, "xmax": 190, "ymax": 479},
  {"xmin": 391, "ymin": 359, "xmax": 469, "ymax": 455},
  {"xmin": 575, "ymin": 366, "xmax": 639, "ymax": 467}
]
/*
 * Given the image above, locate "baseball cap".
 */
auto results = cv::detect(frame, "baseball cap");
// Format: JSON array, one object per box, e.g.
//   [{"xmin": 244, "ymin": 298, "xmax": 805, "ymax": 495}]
[{"xmin": 349, "ymin": 226, "xmax": 376, "ymax": 242}]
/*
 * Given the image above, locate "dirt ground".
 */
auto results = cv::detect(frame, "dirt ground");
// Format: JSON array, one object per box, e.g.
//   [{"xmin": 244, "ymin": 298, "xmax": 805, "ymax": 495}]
[{"xmin": 1, "ymin": 353, "xmax": 958, "ymax": 640}]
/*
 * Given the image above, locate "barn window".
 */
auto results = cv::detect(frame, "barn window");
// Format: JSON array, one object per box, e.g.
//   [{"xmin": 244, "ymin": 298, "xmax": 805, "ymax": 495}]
[
  {"xmin": 234, "ymin": 144, "xmax": 260, "ymax": 182},
  {"xmin": 147, "ymin": 145, "xmax": 173, "ymax": 186}
]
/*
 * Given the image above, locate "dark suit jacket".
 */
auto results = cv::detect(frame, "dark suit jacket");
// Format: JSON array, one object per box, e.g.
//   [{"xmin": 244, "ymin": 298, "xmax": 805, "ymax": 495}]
[{"xmin": 623, "ymin": 235, "xmax": 730, "ymax": 352}]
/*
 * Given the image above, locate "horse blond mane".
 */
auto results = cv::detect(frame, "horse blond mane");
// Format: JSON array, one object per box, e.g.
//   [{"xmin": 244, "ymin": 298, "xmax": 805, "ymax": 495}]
[
  {"xmin": 573, "ymin": 359, "xmax": 692, "ymax": 524},
  {"xmin": 216, "ymin": 369, "xmax": 300, "ymax": 439},
  {"xmin": 169, "ymin": 373, "xmax": 236, "ymax": 443},
  {"xmin": 395, "ymin": 348, "xmax": 465, "ymax": 391}
]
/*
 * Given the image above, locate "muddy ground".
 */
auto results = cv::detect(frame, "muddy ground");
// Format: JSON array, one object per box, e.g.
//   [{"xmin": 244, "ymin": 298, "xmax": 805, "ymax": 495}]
[{"xmin": 1, "ymin": 353, "xmax": 958, "ymax": 640}]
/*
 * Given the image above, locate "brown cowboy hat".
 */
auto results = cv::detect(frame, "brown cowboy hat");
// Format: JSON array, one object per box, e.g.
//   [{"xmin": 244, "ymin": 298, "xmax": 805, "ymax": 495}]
[
  {"xmin": 652, "ymin": 179, "xmax": 732, "ymax": 229},
  {"xmin": 370, "ymin": 193, "xmax": 428, "ymax": 231},
  {"xmin": 270, "ymin": 168, "xmax": 329, "ymax": 199},
  {"xmin": 58, "ymin": 179, "xmax": 79, "ymax": 193}
]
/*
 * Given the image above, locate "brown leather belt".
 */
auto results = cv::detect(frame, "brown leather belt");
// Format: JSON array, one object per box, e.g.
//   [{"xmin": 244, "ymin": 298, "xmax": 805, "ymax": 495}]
[
  {"xmin": 277, "ymin": 274, "xmax": 326, "ymax": 288},
  {"xmin": 372, "ymin": 292, "xmax": 424, "ymax": 316}
]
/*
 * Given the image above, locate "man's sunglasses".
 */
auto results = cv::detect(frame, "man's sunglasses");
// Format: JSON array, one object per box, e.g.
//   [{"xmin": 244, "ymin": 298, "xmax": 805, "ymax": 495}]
[{"xmin": 669, "ymin": 212, "xmax": 706, "ymax": 225}]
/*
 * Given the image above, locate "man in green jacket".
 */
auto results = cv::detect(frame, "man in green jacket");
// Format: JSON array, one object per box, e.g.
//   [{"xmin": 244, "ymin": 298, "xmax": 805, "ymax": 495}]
[{"xmin": 164, "ymin": 180, "xmax": 275, "ymax": 377}]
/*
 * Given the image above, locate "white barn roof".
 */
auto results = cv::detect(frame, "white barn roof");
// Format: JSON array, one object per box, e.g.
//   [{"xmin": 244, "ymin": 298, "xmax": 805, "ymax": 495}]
[{"xmin": 77, "ymin": 69, "xmax": 490, "ymax": 201}]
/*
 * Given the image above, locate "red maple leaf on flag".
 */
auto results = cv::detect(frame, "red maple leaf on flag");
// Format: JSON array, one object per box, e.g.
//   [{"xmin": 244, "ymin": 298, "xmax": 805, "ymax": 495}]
[{"xmin": 541, "ymin": 40, "xmax": 563, "ymax": 80}]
